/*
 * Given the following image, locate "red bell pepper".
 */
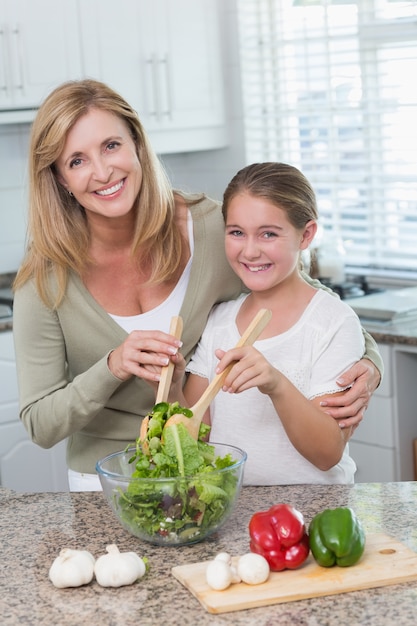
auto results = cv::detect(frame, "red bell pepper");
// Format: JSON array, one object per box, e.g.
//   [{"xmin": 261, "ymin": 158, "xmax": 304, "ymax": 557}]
[{"xmin": 249, "ymin": 503, "xmax": 310, "ymax": 571}]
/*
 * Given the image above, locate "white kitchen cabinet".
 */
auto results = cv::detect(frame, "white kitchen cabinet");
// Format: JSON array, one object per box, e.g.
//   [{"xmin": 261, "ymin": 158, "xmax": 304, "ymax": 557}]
[
  {"xmin": 0, "ymin": 0, "xmax": 83, "ymax": 120},
  {"xmin": 79, "ymin": 0, "xmax": 227, "ymax": 153},
  {"xmin": 0, "ymin": 331, "xmax": 69, "ymax": 492},
  {"xmin": 350, "ymin": 342, "xmax": 417, "ymax": 482}
]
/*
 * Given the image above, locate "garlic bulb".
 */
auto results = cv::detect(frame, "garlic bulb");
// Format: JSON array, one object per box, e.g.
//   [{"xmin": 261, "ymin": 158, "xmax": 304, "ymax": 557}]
[
  {"xmin": 49, "ymin": 548, "xmax": 95, "ymax": 588},
  {"xmin": 94, "ymin": 544, "xmax": 146, "ymax": 588}
]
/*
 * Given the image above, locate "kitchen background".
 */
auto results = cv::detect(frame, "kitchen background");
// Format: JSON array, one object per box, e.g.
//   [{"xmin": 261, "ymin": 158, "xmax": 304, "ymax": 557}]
[
  {"xmin": 1, "ymin": 0, "xmax": 417, "ymax": 492},
  {"xmin": 0, "ymin": 0, "xmax": 247, "ymax": 274}
]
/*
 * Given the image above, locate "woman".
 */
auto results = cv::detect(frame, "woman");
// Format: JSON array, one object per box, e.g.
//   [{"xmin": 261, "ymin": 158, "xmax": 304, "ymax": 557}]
[{"xmin": 12, "ymin": 80, "xmax": 381, "ymax": 490}]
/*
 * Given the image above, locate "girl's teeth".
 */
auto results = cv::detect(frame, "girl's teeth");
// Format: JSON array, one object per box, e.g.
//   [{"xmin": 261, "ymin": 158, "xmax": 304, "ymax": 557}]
[
  {"xmin": 96, "ymin": 181, "xmax": 123, "ymax": 196},
  {"xmin": 248, "ymin": 265, "xmax": 269, "ymax": 272}
]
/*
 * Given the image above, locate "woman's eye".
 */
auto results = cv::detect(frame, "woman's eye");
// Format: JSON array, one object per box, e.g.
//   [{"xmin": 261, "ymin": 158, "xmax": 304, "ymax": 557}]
[
  {"xmin": 263, "ymin": 231, "xmax": 277, "ymax": 239},
  {"xmin": 69, "ymin": 157, "xmax": 82, "ymax": 168},
  {"xmin": 107, "ymin": 141, "xmax": 120, "ymax": 151}
]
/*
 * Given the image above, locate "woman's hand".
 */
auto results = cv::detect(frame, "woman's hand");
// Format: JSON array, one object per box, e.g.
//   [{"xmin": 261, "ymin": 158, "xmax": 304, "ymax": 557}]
[
  {"xmin": 107, "ymin": 330, "xmax": 182, "ymax": 382},
  {"xmin": 319, "ymin": 358, "xmax": 381, "ymax": 429}
]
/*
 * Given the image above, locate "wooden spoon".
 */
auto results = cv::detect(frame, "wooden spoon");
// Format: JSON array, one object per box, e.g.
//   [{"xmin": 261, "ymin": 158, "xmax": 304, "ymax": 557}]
[
  {"xmin": 139, "ymin": 315, "xmax": 183, "ymax": 450},
  {"xmin": 164, "ymin": 308, "xmax": 272, "ymax": 440}
]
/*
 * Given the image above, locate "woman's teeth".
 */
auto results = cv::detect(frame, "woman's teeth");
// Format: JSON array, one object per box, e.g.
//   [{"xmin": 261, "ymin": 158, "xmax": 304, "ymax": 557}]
[{"xmin": 96, "ymin": 180, "xmax": 124, "ymax": 196}]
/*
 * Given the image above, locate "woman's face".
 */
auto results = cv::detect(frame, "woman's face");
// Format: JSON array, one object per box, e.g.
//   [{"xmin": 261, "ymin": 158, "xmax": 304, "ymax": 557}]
[
  {"xmin": 55, "ymin": 107, "xmax": 142, "ymax": 221},
  {"xmin": 224, "ymin": 192, "xmax": 315, "ymax": 293}
]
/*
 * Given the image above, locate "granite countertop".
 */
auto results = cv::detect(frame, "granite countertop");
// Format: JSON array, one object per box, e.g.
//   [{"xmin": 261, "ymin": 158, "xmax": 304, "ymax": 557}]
[
  {"xmin": 1, "ymin": 482, "xmax": 417, "ymax": 625},
  {"xmin": 360, "ymin": 315, "xmax": 417, "ymax": 346}
]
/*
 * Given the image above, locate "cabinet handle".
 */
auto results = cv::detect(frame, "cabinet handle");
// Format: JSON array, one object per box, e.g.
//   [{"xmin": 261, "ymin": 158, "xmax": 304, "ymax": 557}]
[
  {"xmin": 160, "ymin": 54, "xmax": 172, "ymax": 119},
  {"xmin": 146, "ymin": 54, "xmax": 161, "ymax": 121},
  {"xmin": 0, "ymin": 25, "xmax": 9, "ymax": 93},
  {"xmin": 11, "ymin": 25, "xmax": 24, "ymax": 91}
]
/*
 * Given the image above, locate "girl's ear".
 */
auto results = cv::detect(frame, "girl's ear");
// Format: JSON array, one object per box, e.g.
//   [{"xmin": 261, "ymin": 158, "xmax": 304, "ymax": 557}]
[{"xmin": 300, "ymin": 220, "xmax": 317, "ymax": 249}]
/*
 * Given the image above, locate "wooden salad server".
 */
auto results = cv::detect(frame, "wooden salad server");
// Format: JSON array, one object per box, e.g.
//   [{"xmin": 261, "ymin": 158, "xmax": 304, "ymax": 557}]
[
  {"xmin": 139, "ymin": 315, "xmax": 183, "ymax": 451},
  {"xmin": 164, "ymin": 308, "xmax": 272, "ymax": 440}
]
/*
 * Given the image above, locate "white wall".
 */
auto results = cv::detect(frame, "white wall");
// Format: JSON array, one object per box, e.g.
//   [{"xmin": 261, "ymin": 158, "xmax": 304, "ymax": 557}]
[{"xmin": 0, "ymin": 0, "xmax": 245, "ymax": 275}]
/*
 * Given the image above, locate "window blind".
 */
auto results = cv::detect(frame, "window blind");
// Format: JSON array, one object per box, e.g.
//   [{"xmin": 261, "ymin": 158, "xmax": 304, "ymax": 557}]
[{"xmin": 237, "ymin": 0, "xmax": 417, "ymax": 273}]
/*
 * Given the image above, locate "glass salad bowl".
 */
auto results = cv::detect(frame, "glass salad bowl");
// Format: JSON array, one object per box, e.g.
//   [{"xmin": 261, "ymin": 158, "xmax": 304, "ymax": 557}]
[{"xmin": 96, "ymin": 442, "xmax": 247, "ymax": 546}]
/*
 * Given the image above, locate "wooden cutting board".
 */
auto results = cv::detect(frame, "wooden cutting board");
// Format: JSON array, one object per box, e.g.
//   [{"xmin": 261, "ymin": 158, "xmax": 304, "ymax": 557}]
[{"xmin": 172, "ymin": 534, "xmax": 417, "ymax": 614}]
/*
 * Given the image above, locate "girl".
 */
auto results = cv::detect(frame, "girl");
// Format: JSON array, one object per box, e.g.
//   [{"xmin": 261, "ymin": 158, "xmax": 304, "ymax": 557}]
[{"xmin": 172, "ymin": 162, "xmax": 366, "ymax": 485}]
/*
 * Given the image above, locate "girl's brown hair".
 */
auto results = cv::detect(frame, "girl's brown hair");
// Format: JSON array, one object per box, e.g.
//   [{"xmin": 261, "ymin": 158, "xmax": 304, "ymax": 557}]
[
  {"xmin": 14, "ymin": 79, "xmax": 185, "ymax": 307},
  {"xmin": 222, "ymin": 162, "xmax": 318, "ymax": 228}
]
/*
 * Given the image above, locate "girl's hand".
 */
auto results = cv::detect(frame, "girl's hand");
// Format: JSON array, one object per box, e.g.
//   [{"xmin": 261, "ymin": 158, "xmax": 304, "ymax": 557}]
[
  {"xmin": 214, "ymin": 347, "xmax": 280, "ymax": 395},
  {"xmin": 107, "ymin": 330, "xmax": 182, "ymax": 382},
  {"xmin": 319, "ymin": 358, "xmax": 381, "ymax": 429}
]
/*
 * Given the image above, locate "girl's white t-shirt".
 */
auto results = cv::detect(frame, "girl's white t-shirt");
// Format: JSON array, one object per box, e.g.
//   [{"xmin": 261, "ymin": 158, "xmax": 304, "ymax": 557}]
[{"xmin": 187, "ymin": 291, "xmax": 365, "ymax": 486}]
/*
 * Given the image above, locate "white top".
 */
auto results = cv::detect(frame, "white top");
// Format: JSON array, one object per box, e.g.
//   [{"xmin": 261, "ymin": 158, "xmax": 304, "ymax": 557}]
[
  {"xmin": 109, "ymin": 212, "xmax": 194, "ymax": 333},
  {"xmin": 187, "ymin": 291, "xmax": 365, "ymax": 486}
]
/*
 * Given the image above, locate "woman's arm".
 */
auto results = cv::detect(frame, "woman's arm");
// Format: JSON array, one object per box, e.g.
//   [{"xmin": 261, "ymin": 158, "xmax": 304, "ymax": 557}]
[
  {"xmin": 13, "ymin": 282, "xmax": 184, "ymax": 448},
  {"xmin": 301, "ymin": 271, "xmax": 383, "ymax": 427}
]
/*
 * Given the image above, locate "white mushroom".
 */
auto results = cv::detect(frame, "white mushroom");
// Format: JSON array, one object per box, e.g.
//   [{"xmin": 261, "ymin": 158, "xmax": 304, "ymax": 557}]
[
  {"xmin": 214, "ymin": 552, "xmax": 232, "ymax": 565},
  {"xmin": 49, "ymin": 548, "xmax": 95, "ymax": 588},
  {"xmin": 237, "ymin": 552, "xmax": 270, "ymax": 585},
  {"xmin": 205, "ymin": 559, "xmax": 233, "ymax": 591}
]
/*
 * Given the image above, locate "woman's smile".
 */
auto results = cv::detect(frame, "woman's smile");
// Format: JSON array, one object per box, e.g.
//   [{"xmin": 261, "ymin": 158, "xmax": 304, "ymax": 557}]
[{"xmin": 94, "ymin": 179, "xmax": 125, "ymax": 197}]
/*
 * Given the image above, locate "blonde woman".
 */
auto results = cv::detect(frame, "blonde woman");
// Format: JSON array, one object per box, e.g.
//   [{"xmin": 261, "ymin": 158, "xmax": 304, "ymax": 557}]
[{"xmin": 13, "ymin": 81, "xmax": 382, "ymax": 490}]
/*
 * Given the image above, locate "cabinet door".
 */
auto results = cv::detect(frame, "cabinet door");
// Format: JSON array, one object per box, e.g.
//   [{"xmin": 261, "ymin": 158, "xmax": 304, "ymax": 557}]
[
  {"xmin": 140, "ymin": 0, "xmax": 226, "ymax": 132},
  {"xmin": 79, "ymin": 0, "xmax": 226, "ymax": 153},
  {"xmin": 0, "ymin": 0, "xmax": 83, "ymax": 111},
  {"xmin": 349, "ymin": 441, "xmax": 397, "ymax": 482},
  {"xmin": 0, "ymin": 330, "xmax": 69, "ymax": 492},
  {"xmin": 0, "ymin": 420, "xmax": 69, "ymax": 492},
  {"xmin": 351, "ymin": 395, "xmax": 395, "ymax": 448}
]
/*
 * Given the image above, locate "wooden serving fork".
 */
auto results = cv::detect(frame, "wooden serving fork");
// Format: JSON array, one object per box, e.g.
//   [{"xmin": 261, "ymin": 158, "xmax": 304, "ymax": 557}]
[
  {"xmin": 163, "ymin": 308, "xmax": 272, "ymax": 440},
  {"xmin": 139, "ymin": 315, "xmax": 183, "ymax": 451}
]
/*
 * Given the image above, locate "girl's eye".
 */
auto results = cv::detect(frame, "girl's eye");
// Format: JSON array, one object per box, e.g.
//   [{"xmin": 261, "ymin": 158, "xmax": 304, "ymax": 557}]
[
  {"xmin": 262, "ymin": 231, "xmax": 278, "ymax": 239},
  {"xmin": 227, "ymin": 229, "xmax": 244, "ymax": 237}
]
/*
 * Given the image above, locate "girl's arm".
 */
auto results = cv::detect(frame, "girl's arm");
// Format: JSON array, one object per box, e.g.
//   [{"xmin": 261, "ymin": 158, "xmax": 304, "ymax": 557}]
[{"xmin": 211, "ymin": 345, "xmax": 349, "ymax": 470}]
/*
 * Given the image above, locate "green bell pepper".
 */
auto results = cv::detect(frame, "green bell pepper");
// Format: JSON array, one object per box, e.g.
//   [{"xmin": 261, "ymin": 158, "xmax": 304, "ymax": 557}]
[{"xmin": 309, "ymin": 507, "xmax": 365, "ymax": 567}]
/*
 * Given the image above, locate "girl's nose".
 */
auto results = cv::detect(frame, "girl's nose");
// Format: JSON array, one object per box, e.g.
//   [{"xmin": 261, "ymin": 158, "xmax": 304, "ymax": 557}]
[{"xmin": 243, "ymin": 237, "xmax": 261, "ymax": 259}]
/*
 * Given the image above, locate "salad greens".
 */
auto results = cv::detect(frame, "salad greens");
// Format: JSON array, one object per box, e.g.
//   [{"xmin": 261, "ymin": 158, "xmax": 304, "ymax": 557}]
[{"xmin": 115, "ymin": 402, "xmax": 241, "ymax": 544}]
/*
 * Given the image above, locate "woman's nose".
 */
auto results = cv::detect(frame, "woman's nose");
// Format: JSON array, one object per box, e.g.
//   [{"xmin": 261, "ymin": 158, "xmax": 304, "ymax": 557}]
[{"xmin": 91, "ymin": 156, "xmax": 112, "ymax": 181}]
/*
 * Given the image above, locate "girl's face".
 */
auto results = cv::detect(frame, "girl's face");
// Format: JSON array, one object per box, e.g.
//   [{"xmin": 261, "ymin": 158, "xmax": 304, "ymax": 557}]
[
  {"xmin": 225, "ymin": 192, "xmax": 315, "ymax": 293},
  {"xmin": 55, "ymin": 108, "xmax": 142, "ymax": 222}
]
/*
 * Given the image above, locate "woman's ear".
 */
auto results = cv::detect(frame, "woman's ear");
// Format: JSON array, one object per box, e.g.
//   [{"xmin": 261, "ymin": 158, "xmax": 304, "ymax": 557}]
[
  {"xmin": 55, "ymin": 173, "xmax": 69, "ymax": 190},
  {"xmin": 300, "ymin": 220, "xmax": 317, "ymax": 249}
]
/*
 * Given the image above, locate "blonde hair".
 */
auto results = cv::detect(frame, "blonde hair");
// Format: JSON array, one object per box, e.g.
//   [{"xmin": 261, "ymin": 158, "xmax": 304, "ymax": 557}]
[{"xmin": 14, "ymin": 79, "xmax": 185, "ymax": 307}]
